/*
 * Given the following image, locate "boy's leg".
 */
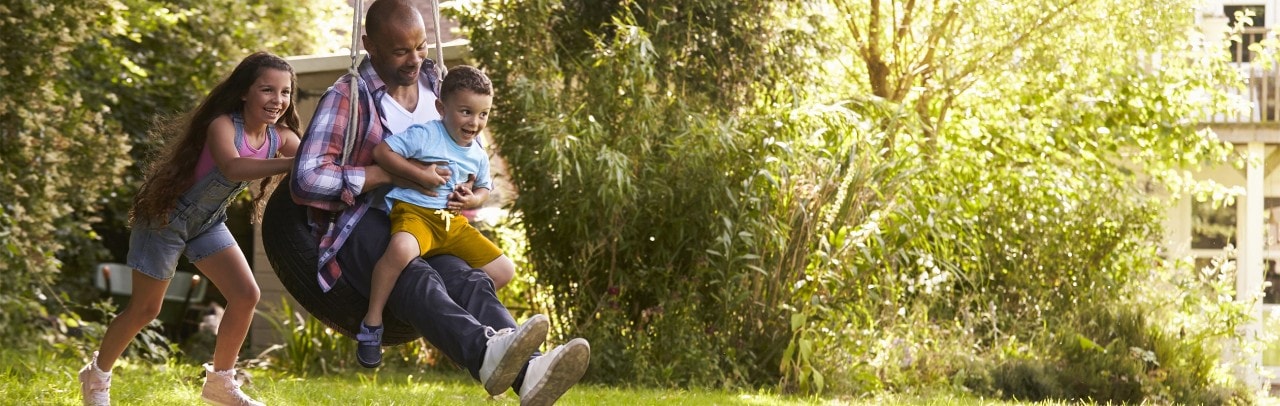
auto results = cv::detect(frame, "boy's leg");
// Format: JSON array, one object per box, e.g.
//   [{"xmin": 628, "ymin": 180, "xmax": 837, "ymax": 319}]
[
  {"xmin": 357, "ymin": 231, "xmax": 421, "ymax": 368},
  {"xmin": 340, "ymin": 212, "xmax": 545, "ymax": 395},
  {"xmin": 364, "ymin": 232, "xmax": 421, "ymax": 327},
  {"xmin": 337, "ymin": 212, "xmax": 495, "ymax": 376},
  {"xmin": 478, "ymin": 255, "xmax": 516, "ymax": 290}
]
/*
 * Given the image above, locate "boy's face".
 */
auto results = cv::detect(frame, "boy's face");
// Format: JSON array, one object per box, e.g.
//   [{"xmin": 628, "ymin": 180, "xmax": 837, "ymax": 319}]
[{"xmin": 436, "ymin": 89, "xmax": 492, "ymax": 146}]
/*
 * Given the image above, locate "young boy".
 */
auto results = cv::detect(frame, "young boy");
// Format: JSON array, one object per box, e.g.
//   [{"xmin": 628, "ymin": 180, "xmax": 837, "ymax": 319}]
[{"xmin": 358, "ymin": 65, "xmax": 515, "ymax": 368}]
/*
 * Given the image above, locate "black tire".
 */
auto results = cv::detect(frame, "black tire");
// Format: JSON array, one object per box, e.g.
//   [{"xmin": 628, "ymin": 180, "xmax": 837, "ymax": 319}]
[{"xmin": 261, "ymin": 176, "xmax": 421, "ymax": 345}]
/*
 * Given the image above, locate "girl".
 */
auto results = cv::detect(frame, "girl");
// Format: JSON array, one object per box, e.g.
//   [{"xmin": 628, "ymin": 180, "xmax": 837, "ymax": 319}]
[{"xmin": 78, "ymin": 52, "xmax": 301, "ymax": 406}]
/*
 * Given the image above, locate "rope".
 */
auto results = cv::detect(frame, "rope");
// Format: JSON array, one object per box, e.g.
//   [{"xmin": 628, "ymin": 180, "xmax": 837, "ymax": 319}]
[
  {"xmin": 432, "ymin": 0, "xmax": 446, "ymax": 80},
  {"xmin": 341, "ymin": 0, "xmax": 365, "ymax": 166}
]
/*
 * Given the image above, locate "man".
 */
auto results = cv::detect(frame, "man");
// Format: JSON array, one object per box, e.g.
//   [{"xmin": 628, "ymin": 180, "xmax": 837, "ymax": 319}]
[{"xmin": 291, "ymin": 1, "xmax": 590, "ymax": 404}]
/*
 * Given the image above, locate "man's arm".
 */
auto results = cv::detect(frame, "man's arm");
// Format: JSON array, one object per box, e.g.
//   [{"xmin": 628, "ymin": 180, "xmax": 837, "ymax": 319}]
[{"xmin": 292, "ymin": 80, "xmax": 382, "ymax": 209}]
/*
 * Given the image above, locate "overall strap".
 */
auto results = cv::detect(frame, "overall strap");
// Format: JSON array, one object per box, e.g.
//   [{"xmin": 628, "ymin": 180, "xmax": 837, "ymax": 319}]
[
  {"xmin": 230, "ymin": 111, "xmax": 247, "ymax": 150},
  {"xmin": 265, "ymin": 124, "xmax": 281, "ymax": 157}
]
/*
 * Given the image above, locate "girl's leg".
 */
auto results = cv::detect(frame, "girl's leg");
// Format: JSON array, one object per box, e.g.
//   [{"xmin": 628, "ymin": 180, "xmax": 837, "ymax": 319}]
[
  {"xmin": 95, "ymin": 270, "xmax": 171, "ymax": 371},
  {"xmin": 193, "ymin": 245, "xmax": 259, "ymax": 371},
  {"xmin": 365, "ymin": 232, "xmax": 421, "ymax": 327},
  {"xmin": 479, "ymin": 255, "xmax": 515, "ymax": 290}
]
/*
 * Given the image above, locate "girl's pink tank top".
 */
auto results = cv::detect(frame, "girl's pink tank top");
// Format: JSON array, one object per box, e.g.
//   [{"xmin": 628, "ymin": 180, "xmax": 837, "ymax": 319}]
[{"xmin": 191, "ymin": 124, "xmax": 271, "ymax": 181}]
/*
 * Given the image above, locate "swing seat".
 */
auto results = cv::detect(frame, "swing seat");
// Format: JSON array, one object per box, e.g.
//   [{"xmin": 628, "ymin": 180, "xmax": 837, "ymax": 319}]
[{"xmin": 260, "ymin": 176, "xmax": 421, "ymax": 345}]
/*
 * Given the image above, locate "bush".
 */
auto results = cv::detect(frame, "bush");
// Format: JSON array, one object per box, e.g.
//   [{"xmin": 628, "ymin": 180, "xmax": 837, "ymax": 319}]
[{"xmin": 456, "ymin": 0, "xmax": 1252, "ymax": 401}]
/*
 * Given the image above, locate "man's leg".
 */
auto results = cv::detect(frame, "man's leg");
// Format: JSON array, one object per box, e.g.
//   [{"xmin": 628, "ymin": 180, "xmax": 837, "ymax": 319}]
[
  {"xmin": 425, "ymin": 255, "xmax": 517, "ymax": 330},
  {"xmin": 337, "ymin": 212, "xmax": 490, "ymax": 375},
  {"xmin": 338, "ymin": 212, "xmax": 544, "ymax": 397},
  {"xmin": 426, "ymin": 255, "xmax": 533, "ymax": 391}
]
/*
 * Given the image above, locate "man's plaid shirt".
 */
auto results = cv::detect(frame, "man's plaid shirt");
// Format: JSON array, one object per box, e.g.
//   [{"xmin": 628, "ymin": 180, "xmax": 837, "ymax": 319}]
[{"xmin": 291, "ymin": 57, "xmax": 440, "ymax": 292}]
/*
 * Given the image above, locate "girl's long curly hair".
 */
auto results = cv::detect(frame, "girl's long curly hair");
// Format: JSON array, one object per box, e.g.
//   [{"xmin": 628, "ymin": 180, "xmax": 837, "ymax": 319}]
[{"xmin": 131, "ymin": 52, "xmax": 301, "ymax": 226}]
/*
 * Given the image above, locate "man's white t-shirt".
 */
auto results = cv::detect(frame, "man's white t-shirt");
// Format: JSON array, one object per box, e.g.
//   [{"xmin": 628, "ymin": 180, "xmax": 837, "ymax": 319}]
[{"xmin": 381, "ymin": 80, "xmax": 440, "ymax": 134}]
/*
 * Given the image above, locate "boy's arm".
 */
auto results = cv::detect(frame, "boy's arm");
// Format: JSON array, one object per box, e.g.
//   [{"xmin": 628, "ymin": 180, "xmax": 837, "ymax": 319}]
[
  {"xmin": 446, "ymin": 174, "xmax": 489, "ymax": 211},
  {"xmin": 373, "ymin": 139, "xmax": 448, "ymax": 197}
]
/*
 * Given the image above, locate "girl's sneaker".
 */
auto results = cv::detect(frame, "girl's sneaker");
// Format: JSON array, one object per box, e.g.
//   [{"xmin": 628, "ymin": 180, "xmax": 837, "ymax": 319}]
[
  {"xmin": 200, "ymin": 364, "xmax": 264, "ymax": 406},
  {"xmin": 78, "ymin": 351, "xmax": 112, "ymax": 406}
]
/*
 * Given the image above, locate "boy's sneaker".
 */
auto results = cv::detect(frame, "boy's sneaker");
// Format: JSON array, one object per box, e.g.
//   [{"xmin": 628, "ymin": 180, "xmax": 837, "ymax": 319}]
[
  {"xmin": 78, "ymin": 351, "xmax": 111, "ymax": 406},
  {"xmin": 519, "ymin": 338, "xmax": 591, "ymax": 406},
  {"xmin": 356, "ymin": 322, "xmax": 384, "ymax": 368},
  {"xmin": 479, "ymin": 314, "xmax": 549, "ymax": 396},
  {"xmin": 200, "ymin": 364, "xmax": 264, "ymax": 406}
]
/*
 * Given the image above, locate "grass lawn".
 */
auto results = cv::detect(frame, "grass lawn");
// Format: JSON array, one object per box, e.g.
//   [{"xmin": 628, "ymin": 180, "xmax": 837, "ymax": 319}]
[{"xmin": 0, "ymin": 345, "xmax": 1181, "ymax": 405}]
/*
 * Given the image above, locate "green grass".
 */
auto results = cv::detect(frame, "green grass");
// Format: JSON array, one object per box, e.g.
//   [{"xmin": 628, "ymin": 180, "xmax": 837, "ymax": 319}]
[{"xmin": 0, "ymin": 345, "xmax": 1180, "ymax": 405}]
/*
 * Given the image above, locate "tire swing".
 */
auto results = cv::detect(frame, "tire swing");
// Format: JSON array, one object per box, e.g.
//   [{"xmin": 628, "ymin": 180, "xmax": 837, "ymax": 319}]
[{"xmin": 261, "ymin": 0, "xmax": 449, "ymax": 345}]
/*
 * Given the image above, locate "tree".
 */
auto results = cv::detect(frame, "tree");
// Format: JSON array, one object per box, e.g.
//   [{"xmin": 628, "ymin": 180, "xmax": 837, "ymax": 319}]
[
  {"xmin": 456, "ymin": 0, "xmax": 828, "ymax": 387},
  {"xmin": 0, "ymin": 0, "xmax": 132, "ymax": 343},
  {"xmin": 0, "ymin": 0, "xmax": 348, "ymax": 347},
  {"xmin": 458, "ymin": 0, "xmax": 1250, "ymax": 400}
]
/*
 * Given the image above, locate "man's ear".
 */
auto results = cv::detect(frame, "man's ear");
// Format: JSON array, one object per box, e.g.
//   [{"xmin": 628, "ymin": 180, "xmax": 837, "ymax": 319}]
[
  {"xmin": 436, "ymin": 99, "xmax": 445, "ymax": 116},
  {"xmin": 360, "ymin": 34, "xmax": 371, "ymax": 56}
]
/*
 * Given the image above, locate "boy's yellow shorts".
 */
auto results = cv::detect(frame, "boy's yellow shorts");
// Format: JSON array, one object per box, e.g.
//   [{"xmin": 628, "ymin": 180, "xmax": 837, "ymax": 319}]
[{"xmin": 389, "ymin": 201, "xmax": 502, "ymax": 268}]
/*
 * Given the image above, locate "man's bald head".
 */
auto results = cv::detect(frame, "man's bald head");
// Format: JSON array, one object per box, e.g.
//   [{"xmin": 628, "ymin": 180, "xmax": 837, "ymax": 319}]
[
  {"xmin": 366, "ymin": 0, "xmax": 424, "ymax": 43},
  {"xmin": 362, "ymin": 0, "xmax": 430, "ymax": 88}
]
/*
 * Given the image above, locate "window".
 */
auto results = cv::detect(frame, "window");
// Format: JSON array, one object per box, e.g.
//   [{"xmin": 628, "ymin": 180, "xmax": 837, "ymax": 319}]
[
  {"xmin": 1226, "ymin": 5, "xmax": 1267, "ymax": 63},
  {"xmin": 1191, "ymin": 197, "xmax": 1280, "ymax": 250}
]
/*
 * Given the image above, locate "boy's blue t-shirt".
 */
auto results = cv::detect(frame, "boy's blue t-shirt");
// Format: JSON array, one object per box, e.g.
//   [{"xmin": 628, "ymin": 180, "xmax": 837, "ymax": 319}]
[{"xmin": 383, "ymin": 120, "xmax": 492, "ymax": 210}]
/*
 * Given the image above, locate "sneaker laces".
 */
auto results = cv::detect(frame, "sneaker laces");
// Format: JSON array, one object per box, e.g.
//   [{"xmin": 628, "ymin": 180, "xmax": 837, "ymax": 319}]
[
  {"xmin": 213, "ymin": 369, "xmax": 243, "ymax": 391},
  {"xmin": 85, "ymin": 374, "xmax": 111, "ymax": 394},
  {"xmin": 484, "ymin": 326, "xmax": 515, "ymax": 344},
  {"xmin": 82, "ymin": 360, "xmax": 112, "ymax": 392}
]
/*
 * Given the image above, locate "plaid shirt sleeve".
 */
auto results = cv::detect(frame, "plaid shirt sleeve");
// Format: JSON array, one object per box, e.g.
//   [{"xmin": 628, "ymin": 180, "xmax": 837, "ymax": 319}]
[{"xmin": 291, "ymin": 77, "xmax": 366, "ymax": 211}]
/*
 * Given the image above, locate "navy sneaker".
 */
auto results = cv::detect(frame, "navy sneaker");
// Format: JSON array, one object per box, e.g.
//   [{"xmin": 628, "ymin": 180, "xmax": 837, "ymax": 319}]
[{"xmin": 356, "ymin": 322, "xmax": 384, "ymax": 368}]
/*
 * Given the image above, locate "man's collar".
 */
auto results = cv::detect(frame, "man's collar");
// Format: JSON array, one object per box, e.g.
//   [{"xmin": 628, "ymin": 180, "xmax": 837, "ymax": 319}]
[{"xmin": 358, "ymin": 58, "xmax": 385, "ymax": 93}]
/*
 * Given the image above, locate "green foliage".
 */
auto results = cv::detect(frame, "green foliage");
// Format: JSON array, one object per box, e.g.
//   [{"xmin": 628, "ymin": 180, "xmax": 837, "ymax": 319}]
[
  {"xmin": 1, "ymin": 0, "xmax": 346, "ymax": 350},
  {"xmin": 458, "ymin": 0, "xmax": 840, "ymax": 387},
  {"xmin": 260, "ymin": 298, "xmax": 452, "ymax": 375},
  {"xmin": 460, "ymin": 0, "xmax": 1250, "ymax": 401},
  {"xmin": 259, "ymin": 298, "xmax": 356, "ymax": 374},
  {"xmin": 0, "ymin": 0, "xmax": 132, "ymax": 347}
]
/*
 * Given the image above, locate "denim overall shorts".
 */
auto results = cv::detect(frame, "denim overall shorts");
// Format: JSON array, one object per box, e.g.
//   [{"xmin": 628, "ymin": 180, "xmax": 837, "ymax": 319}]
[{"xmin": 127, "ymin": 113, "xmax": 280, "ymax": 280}]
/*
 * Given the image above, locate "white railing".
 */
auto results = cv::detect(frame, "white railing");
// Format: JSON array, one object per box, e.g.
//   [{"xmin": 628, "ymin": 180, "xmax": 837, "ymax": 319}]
[{"xmin": 1212, "ymin": 27, "xmax": 1280, "ymax": 125}]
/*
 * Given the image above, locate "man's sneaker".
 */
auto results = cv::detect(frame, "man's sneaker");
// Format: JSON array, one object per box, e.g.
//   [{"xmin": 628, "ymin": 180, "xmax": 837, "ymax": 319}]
[
  {"xmin": 78, "ymin": 351, "xmax": 111, "ymax": 406},
  {"xmin": 356, "ymin": 322, "xmax": 384, "ymax": 368},
  {"xmin": 200, "ymin": 364, "xmax": 264, "ymax": 406},
  {"xmin": 479, "ymin": 314, "xmax": 549, "ymax": 396},
  {"xmin": 519, "ymin": 338, "xmax": 591, "ymax": 406}
]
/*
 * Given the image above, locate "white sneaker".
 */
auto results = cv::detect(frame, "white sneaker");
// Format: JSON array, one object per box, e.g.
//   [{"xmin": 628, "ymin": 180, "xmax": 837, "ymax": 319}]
[
  {"xmin": 479, "ymin": 314, "xmax": 549, "ymax": 396},
  {"xmin": 78, "ymin": 351, "xmax": 111, "ymax": 406},
  {"xmin": 519, "ymin": 338, "xmax": 591, "ymax": 406},
  {"xmin": 200, "ymin": 364, "xmax": 264, "ymax": 406}
]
